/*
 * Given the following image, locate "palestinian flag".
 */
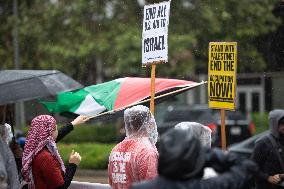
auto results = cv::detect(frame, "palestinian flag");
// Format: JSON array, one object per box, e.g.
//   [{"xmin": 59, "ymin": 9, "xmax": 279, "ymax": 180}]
[{"xmin": 41, "ymin": 77, "xmax": 204, "ymax": 117}]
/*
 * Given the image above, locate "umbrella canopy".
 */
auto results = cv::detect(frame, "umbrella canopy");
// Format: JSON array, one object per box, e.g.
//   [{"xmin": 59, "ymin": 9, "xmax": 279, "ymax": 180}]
[
  {"xmin": 0, "ymin": 70, "xmax": 83, "ymax": 105},
  {"xmin": 41, "ymin": 77, "xmax": 205, "ymax": 117}
]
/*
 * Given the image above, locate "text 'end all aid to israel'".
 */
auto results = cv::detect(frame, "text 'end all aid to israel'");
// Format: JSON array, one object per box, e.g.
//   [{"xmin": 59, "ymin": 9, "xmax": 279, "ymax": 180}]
[
  {"xmin": 145, "ymin": 4, "xmax": 167, "ymax": 21},
  {"xmin": 144, "ymin": 35, "xmax": 165, "ymax": 53},
  {"xmin": 144, "ymin": 3, "xmax": 168, "ymax": 31}
]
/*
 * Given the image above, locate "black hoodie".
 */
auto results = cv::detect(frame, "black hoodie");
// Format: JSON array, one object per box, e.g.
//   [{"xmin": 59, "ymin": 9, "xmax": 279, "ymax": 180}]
[{"xmin": 251, "ymin": 109, "xmax": 284, "ymax": 189}]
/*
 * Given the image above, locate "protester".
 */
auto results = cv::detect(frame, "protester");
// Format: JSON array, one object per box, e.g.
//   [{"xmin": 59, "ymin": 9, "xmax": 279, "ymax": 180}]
[
  {"xmin": 17, "ymin": 136, "xmax": 26, "ymax": 150},
  {"xmin": 174, "ymin": 122, "xmax": 218, "ymax": 178},
  {"xmin": 0, "ymin": 136, "xmax": 20, "ymax": 189},
  {"xmin": 22, "ymin": 114, "xmax": 89, "ymax": 189},
  {"xmin": 174, "ymin": 122, "xmax": 212, "ymax": 147},
  {"xmin": 0, "ymin": 123, "xmax": 13, "ymax": 144},
  {"xmin": 116, "ymin": 119, "xmax": 126, "ymax": 143},
  {"xmin": 0, "ymin": 122, "xmax": 28, "ymax": 182},
  {"xmin": 108, "ymin": 105, "xmax": 159, "ymax": 189},
  {"xmin": 251, "ymin": 109, "xmax": 284, "ymax": 189},
  {"xmin": 131, "ymin": 126, "xmax": 258, "ymax": 189}
]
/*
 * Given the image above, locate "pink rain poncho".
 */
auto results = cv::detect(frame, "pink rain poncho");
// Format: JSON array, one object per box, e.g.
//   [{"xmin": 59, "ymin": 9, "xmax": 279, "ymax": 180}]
[{"xmin": 108, "ymin": 105, "xmax": 158, "ymax": 189}]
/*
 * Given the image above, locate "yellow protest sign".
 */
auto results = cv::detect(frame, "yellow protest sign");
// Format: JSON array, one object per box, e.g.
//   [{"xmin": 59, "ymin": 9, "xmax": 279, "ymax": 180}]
[{"xmin": 208, "ymin": 42, "xmax": 237, "ymax": 110}]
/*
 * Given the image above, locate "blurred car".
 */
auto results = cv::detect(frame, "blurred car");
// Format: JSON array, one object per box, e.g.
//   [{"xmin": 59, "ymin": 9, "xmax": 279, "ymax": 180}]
[
  {"xmin": 157, "ymin": 104, "xmax": 216, "ymax": 132},
  {"xmin": 156, "ymin": 104, "xmax": 256, "ymax": 147},
  {"xmin": 228, "ymin": 130, "xmax": 268, "ymax": 159},
  {"xmin": 213, "ymin": 110, "xmax": 256, "ymax": 147}
]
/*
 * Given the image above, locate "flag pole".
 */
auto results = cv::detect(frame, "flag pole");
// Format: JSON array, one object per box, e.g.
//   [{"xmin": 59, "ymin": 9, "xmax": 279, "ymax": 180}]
[{"xmin": 150, "ymin": 64, "xmax": 156, "ymax": 114}]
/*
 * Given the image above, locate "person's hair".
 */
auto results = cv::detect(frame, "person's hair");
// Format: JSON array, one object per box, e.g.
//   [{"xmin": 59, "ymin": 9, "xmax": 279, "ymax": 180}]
[{"xmin": 125, "ymin": 108, "xmax": 150, "ymax": 133}]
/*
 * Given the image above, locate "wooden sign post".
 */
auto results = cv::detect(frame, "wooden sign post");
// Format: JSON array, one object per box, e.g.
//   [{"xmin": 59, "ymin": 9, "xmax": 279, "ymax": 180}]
[
  {"xmin": 220, "ymin": 109, "xmax": 226, "ymax": 150},
  {"xmin": 150, "ymin": 64, "xmax": 156, "ymax": 114},
  {"xmin": 142, "ymin": 1, "xmax": 171, "ymax": 114}
]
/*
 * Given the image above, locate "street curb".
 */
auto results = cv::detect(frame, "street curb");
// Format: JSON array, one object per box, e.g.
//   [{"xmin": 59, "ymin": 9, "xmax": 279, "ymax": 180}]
[{"xmin": 76, "ymin": 169, "xmax": 108, "ymax": 176}]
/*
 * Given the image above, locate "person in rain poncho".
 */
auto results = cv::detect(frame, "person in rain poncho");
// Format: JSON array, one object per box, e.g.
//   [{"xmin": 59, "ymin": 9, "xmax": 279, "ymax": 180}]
[
  {"xmin": 174, "ymin": 122, "xmax": 217, "ymax": 178},
  {"xmin": 108, "ymin": 105, "xmax": 159, "ymax": 189},
  {"xmin": 0, "ymin": 123, "xmax": 13, "ymax": 145},
  {"xmin": 174, "ymin": 122, "xmax": 212, "ymax": 147},
  {"xmin": 251, "ymin": 109, "xmax": 284, "ymax": 189},
  {"xmin": 22, "ymin": 115, "xmax": 89, "ymax": 189},
  {"xmin": 131, "ymin": 124, "xmax": 258, "ymax": 189},
  {"xmin": 0, "ymin": 130, "xmax": 20, "ymax": 189}
]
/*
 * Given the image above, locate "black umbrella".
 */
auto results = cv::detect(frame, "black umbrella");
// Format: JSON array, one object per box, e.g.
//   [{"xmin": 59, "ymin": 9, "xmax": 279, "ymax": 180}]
[{"xmin": 0, "ymin": 70, "xmax": 83, "ymax": 105}]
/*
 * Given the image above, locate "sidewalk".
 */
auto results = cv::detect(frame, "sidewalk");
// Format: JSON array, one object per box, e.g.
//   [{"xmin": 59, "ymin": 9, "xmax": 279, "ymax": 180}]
[{"xmin": 74, "ymin": 169, "xmax": 109, "ymax": 184}]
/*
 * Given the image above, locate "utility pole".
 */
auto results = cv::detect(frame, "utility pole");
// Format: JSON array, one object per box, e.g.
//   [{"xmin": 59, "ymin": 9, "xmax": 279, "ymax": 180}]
[
  {"xmin": 96, "ymin": 57, "xmax": 103, "ymax": 84},
  {"xmin": 13, "ymin": 0, "xmax": 25, "ymax": 128},
  {"xmin": 13, "ymin": 0, "xmax": 19, "ymax": 70}
]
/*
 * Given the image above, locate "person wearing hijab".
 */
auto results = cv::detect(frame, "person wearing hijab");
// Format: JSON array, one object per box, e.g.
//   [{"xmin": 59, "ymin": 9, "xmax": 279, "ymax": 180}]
[
  {"xmin": 22, "ymin": 115, "xmax": 89, "ymax": 189},
  {"xmin": 251, "ymin": 109, "xmax": 284, "ymax": 189},
  {"xmin": 108, "ymin": 105, "xmax": 159, "ymax": 189},
  {"xmin": 131, "ymin": 125, "xmax": 258, "ymax": 189}
]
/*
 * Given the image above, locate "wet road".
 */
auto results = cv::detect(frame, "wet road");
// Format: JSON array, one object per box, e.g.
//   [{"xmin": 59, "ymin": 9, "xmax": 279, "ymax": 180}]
[{"xmin": 73, "ymin": 169, "xmax": 109, "ymax": 184}]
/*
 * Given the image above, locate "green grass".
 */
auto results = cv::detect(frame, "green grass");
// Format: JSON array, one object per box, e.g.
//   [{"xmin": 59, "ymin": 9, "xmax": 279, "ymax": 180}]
[
  {"xmin": 251, "ymin": 112, "xmax": 269, "ymax": 134},
  {"xmin": 57, "ymin": 142, "xmax": 116, "ymax": 169},
  {"xmin": 59, "ymin": 124, "xmax": 117, "ymax": 143},
  {"xmin": 23, "ymin": 123, "xmax": 118, "ymax": 143}
]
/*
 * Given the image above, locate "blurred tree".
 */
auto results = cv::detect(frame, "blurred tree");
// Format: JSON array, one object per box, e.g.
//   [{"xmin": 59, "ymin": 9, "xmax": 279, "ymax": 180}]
[
  {"xmin": 0, "ymin": 0, "xmax": 282, "ymax": 84},
  {"xmin": 256, "ymin": 1, "xmax": 284, "ymax": 71},
  {"xmin": 0, "ymin": 0, "xmax": 14, "ymax": 68},
  {"xmin": 184, "ymin": 0, "xmax": 281, "ymax": 73}
]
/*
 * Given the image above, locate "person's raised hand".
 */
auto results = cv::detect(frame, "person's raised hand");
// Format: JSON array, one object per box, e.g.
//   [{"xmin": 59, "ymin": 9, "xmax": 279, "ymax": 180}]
[
  {"xmin": 71, "ymin": 115, "xmax": 90, "ymax": 126},
  {"xmin": 69, "ymin": 150, "xmax": 81, "ymax": 165},
  {"xmin": 268, "ymin": 174, "xmax": 281, "ymax": 184}
]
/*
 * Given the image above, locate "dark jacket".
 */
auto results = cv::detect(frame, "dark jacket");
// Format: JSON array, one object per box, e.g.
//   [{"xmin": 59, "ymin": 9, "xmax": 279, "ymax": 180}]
[
  {"xmin": 252, "ymin": 110, "xmax": 284, "ymax": 189},
  {"xmin": 251, "ymin": 109, "xmax": 284, "ymax": 189},
  {"xmin": 131, "ymin": 148, "xmax": 258, "ymax": 189}
]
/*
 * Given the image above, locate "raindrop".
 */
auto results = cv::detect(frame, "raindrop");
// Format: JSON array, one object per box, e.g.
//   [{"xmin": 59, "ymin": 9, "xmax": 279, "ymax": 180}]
[
  {"xmin": 50, "ymin": 0, "xmax": 58, "ymax": 4},
  {"xmin": 137, "ymin": 0, "xmax": 145, "ymax": 7}
]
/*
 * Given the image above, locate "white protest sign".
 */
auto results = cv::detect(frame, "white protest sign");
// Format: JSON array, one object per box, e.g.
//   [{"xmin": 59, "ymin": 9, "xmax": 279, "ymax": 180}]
[{"xmin": 142, "ymin": 1, "xmax": 171, "ymax": 65}]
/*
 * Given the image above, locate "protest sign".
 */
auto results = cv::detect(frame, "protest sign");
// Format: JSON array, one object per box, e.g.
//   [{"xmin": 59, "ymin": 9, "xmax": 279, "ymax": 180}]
[
  {"xmin": 142, "ymin": 1, "xmax": 171, "ymax": 65},
  {"xmin": 208, "ymin": 42, "xmax": 237, "ymax": 110}
]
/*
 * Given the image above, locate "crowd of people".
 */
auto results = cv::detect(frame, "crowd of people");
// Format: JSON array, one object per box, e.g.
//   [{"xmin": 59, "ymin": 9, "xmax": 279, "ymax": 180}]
[{"xmin": 0, "ymin": 105, "xmax": 284, "ymax": 189}]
